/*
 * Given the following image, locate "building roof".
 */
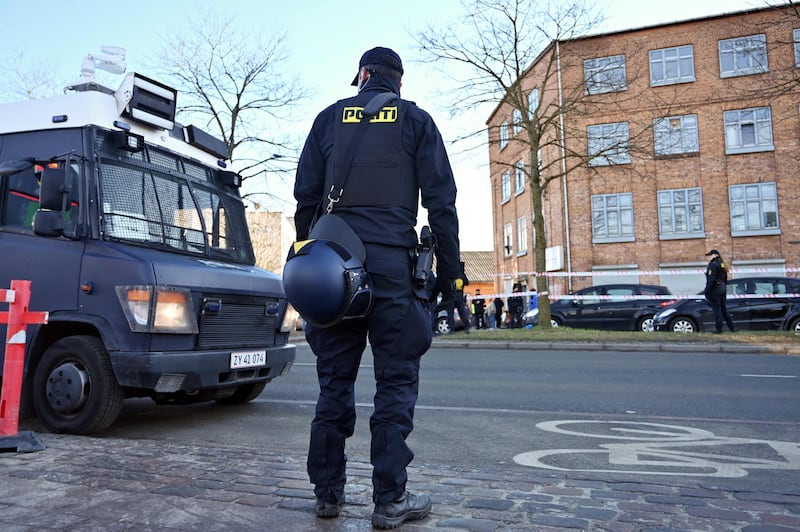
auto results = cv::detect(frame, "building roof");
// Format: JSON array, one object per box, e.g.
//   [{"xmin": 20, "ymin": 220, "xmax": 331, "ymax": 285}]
[{"xmin": 462, "ymin": 251, "xmax": 495, "ymax": 282}]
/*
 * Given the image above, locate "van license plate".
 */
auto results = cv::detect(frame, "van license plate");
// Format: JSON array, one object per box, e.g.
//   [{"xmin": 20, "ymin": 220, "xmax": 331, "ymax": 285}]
[{"xmin": 230, "ymin": 350, "xmax": 266, "ymax": 369}]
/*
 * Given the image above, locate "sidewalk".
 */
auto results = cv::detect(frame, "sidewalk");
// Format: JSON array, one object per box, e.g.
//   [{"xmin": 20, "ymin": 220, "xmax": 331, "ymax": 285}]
[{"xmin": 3, "ymin": 433, "xmax": 800, "ymax": 531}]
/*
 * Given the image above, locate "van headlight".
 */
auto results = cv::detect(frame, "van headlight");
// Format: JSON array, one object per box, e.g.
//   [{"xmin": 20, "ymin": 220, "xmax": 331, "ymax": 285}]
[{"xmin": 115, "ymin": 286, "xmax": 198, "ymax": 333}]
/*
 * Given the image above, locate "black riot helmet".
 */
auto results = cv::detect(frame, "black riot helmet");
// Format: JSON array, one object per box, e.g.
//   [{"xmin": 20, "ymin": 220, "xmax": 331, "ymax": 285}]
[{"xmin": 282, "ymin": 239, "xmax": 373, "ymax": 328}]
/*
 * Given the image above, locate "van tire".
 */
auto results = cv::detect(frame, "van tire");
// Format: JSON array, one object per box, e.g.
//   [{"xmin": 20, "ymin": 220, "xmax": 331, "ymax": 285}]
[{"xmin": 32, "ymin": 335, "xmax": 123, "ymax": 434}]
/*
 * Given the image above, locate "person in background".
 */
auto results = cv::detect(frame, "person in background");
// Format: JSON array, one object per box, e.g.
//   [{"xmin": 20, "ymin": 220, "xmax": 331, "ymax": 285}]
[
  {"xmin": 473, "ymin": 289, "xmax": 486, "ymax": 329},
  {"xmin": 486, "ymin": 296, "xmax": 497, "ymax": 329},
  {"xmin": 529, "ymin": 288, "xmax": 538, "ymax": 312},
  {"xmin": 508, "ymin": 284, "xmax": 524, "ymax": 329},
  {"xmin": 493, "ymin": 296, "xmax": 505, "ymax": 329},
  {"xmin": 704, "ymin": 249, "xmax": 735, "ymax": 334}
]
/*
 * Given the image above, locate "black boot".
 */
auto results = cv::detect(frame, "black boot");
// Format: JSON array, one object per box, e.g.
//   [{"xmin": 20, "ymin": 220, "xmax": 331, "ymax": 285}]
[
  {"xmin": 315, "ymin": 492, "xmax": 345, "ymax": 518},
  {"xmin": 372, "ymin": 491, "xmax": 431, "ymax": 529}
]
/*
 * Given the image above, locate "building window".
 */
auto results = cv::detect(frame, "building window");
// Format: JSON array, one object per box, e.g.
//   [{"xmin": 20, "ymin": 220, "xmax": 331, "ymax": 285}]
[
  {"xmin": 584, "ymin": 54, "xmax": 627, "ymax": 95},
  {"xmin": 512, "ymin": 108, "xmax": 523, "ymax": 135},
  {"xmin": 654, "ymin": 114, "xmax": 699, "ymax": 156},
  {"xmin": 719, "ymin": 34, "xmax": 768, "ymax": 78},
  {"xmin": 588, "ymin": 122, "xmax": 631, "ymax": 166},
  {"xmin": 514, "ymin": 160, "xmax": 525, "ymax": 195},
  {"xmin": 499, "ymin": 121, "xmax": 509, "ymax": 150},
  {"xmin": 657, "ymin": 187, "xmax": 704, "ymax": 239},
  {"xmin": 724, "ymin": 106, "xmax": 773, "ymax": 154},
  {"xmin": 650, "ymin": 45, "xmax": 695, "ymax": 86},
  {"xmin": 517, "ymin": 216, "xmax": 528, "ymax": 255},
  {"xmin": 794, "ymin": 29, "xmax": 800, "ymax": 67},
  {"xmin": 591, "ymin": 192, "xmax": 634, "ymax": 243},
  {"xmin": 503, "ymin": 223, "xmax": 513, "ymax": 257},
  {"xmin": 528, "ymin": 88, "xmax": 539, "ymax": 119},
  {"xmin": 501, "ymin": 171, "xmax": 510, "ymax": 203},
  {"xmin": 729, "ymin": 182, "xmax": 780, "ymax": 236}
]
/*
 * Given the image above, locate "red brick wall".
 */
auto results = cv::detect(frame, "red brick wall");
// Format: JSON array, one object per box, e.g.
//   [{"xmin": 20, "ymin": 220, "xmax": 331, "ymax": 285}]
[{"xmin": 488, "ymin": 6, "xmax": 800, "ymax": 295}]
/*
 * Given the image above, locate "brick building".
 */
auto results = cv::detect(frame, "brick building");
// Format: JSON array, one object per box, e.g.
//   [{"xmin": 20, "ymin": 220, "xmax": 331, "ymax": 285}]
[{"xmin": 487, "ymin": 5, "xmax": 800, "ymax": 298}]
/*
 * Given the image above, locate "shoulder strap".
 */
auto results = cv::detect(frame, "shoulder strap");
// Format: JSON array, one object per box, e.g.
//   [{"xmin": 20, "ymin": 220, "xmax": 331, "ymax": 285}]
[{"xmin": 324, "ymin": 92, "xmax": 398, "ymax": 215}]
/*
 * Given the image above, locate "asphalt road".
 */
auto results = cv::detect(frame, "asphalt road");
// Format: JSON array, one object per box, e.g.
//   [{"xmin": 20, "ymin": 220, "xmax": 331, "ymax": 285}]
[{"xmin": 94, "ymin": 343, "xmax": 800, "ymax": 494}]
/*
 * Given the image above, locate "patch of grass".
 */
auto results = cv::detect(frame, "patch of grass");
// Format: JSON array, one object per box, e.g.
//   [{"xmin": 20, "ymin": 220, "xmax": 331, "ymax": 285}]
[{"xmin": 444, "ymin": 326, "xmax": 799, "ymax": 346}]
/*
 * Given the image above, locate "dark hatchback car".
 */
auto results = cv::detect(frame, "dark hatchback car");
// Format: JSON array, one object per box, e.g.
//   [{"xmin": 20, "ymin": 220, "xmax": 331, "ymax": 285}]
[
  {"xmin": 524, "ymin": 284, "xmax": 674, "ymax": 332},
  {"xmin": 653, "ymin": 276, "xmax": 800, "ymax": 333}
]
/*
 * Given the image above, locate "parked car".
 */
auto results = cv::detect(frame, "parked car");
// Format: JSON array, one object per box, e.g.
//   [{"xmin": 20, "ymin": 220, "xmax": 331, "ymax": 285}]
[
  {"xmin": 433, "ymin": 300, "xmax": 472, "ymax": 334},
  {"xmin": 653, "ymin": 276, "xmax": 800, "ymax": 333},
  {"xmin": 524, "ymin": 284, "xmax": 674, "ymax": 332}
]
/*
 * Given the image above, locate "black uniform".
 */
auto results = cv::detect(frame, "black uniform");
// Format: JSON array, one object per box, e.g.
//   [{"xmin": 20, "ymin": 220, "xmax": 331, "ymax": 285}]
[
  {"xmin": 294, "ymin": 74, "xmax": 460, "ymax": 506},
  {"xmin": 704, "ymin": 254, "xmax": 735, "ymax": 333}
]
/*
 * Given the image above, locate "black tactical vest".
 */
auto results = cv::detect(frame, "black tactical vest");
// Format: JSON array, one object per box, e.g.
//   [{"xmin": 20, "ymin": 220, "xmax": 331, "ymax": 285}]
[{"xmin": 326, "ymin": 92, "xmax": 418, "ymax": 213}]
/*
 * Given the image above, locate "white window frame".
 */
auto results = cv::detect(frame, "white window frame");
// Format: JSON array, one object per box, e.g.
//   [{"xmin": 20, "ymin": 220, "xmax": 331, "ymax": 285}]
[
  {"xmin": 724, "ymin": 106, "xmax": 773, "ymax": 154},
  {"xmin": 794, "ymin": 29, "xmax": 800, "ymax": 67},
  {"xmin": 499, "ymin": 120, "xmax": 509, "ymax": 150},
  {"xmin": 514, "ymin": 160, "xmax": 525, "ymax": 195},
  {"xmin": 503, "ymin": 223, "xmax": 513, "ymax": 257},
  {"xmin": 719, "ymin": 34, "xmax": 768, "ymax": 78},
  {"xmin": 512, "ymin": 108, "xmax": 523, "ymax": 135},
  {"xmin": 528, "ymin": 88, "xmax": 539, "ymax": 119},
  {"xmin": 591, "ymin": 192, "xmax": 635, "ymax": 243},
  {"xmin": 584, "ymin": 54, "xmax": 627, "ymax": 95},
  {"xmin": 729, "ymin": 182, "xmax": 780, "ymax": 236},
  {"xmin": 516, "ymin": 216, "xmax": 528, "ymax": 255},
  {"xmin": 657, "ymin": 187, "xmax": 705, "ymax": 240},
  {"xmin": 653, "ymin": 114, "xmax": 699, "ymax": 156},
  {"xmin": 501, "ymin": 170, "xmax": 511, "ymax": 203},
  {"xmin": 588, "ymin": 122, "xmax": 631, "ymax": 166},
  {"xmin": 650, "ymin": 45, "xmax": 695, "ymax": 86}
]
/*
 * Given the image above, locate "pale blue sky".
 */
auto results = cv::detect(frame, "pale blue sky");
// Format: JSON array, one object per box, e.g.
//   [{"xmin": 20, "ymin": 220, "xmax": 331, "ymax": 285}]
[{"xmin": 1, "ymin": 0, "xmax": 763, "ymax": 250}]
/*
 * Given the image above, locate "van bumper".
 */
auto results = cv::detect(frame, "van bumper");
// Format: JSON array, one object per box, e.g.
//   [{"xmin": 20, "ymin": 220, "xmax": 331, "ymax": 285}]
[{"xmin": 110, "ymin": 343, "xmax": 296, "ymax": 391}]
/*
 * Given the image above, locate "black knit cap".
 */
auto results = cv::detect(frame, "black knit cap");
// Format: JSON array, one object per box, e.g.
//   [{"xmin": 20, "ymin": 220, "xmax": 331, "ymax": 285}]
[{"xmin": 350, "ymin": 46, "xmax": 404, "ymax": 86}]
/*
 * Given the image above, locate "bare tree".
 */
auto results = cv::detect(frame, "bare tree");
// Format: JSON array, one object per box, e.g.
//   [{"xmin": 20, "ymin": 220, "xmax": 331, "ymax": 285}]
[
  {"xmin": 150, "ymin": 9, "xmax": 309, "ymax": 209},
  {"xmin": 0, "ymin": 51, "xmax": 61, "ymax": 103},
  {"xmin": 413, "ymin": 0, "xmax": 656, "ymax": 327}
]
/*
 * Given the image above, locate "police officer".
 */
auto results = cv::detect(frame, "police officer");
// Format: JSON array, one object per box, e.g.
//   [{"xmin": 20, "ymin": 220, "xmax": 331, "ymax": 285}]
[
  {"xmin": 293, "ymin": 46, "xmax": 461, "ymax": 529},
  {"xmin": 704, "ymin": 249, "xmax": 735, "ymax": 333}
]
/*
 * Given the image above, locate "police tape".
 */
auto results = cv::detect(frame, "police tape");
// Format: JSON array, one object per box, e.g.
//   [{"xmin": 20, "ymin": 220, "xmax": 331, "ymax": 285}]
[
  {"xmin": 494, "ymin": 267, "xmax": 800, "ymax": 278},
  {"xmin": 469, "ymin": 291, "xmax": 800, "ymax": 301}
]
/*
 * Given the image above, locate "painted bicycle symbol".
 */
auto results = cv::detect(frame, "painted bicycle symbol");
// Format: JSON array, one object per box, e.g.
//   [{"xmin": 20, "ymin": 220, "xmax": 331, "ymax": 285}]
[{"xmin": 513, "ymin": 420, "xmax": 800, "ymax": 478}]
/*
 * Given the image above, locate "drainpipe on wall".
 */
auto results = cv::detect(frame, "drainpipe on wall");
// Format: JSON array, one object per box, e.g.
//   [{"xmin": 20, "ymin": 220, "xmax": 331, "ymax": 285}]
[{"xmin": 556, "ymin": 40, "xmax": 573, "ymax": 293}]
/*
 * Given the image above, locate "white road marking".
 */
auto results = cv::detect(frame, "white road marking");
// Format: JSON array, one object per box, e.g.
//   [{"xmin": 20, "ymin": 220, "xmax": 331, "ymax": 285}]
[{"xmin": 740, "ymin": 374, "xmax": 797, "ymax": 378}]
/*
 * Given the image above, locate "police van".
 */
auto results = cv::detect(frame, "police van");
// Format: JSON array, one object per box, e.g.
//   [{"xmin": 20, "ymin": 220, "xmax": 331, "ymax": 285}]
[{"xmin": 0, "ymin": 48, "xmax": 296, "ymax": 434}]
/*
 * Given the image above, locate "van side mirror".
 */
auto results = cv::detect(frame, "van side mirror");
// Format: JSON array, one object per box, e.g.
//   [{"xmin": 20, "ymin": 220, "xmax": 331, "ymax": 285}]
[{"xmin": 39, "ymin": 165, "xmax": 71, "ymax": 210}]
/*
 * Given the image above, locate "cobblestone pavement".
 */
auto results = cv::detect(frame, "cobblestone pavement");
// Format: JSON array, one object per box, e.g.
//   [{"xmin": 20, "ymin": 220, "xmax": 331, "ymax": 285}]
[{"xmin": 3, "ymin": 433, "xmax": 800, "ymax": 531}]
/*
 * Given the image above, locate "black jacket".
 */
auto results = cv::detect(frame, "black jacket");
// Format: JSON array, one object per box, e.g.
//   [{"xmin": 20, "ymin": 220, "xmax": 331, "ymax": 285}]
[
  {"xmin": 293, "ymin": 76, "xmax": 461, "ymax": 279},
  {"xmin": 704, "ymin": 256, "xmax": 728, "ymax": 296}
]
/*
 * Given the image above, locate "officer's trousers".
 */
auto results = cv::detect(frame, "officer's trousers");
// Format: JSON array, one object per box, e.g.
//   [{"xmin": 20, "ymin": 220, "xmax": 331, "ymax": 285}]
[
  {"xmin": 707, "ymin": 282, "xmax": 734, "ymax": 332},
  {"xmin": 305, "ymin": 244, "xmax": 433, "ymax": 505}
]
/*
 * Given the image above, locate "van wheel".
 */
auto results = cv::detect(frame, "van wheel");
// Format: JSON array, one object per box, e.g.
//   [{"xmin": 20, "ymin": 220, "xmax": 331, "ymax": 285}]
[
  {"xmin": 32, "ymin": 336, "xmax": 123, "ymax": 434},
  {"xmin": 788, "ymin": 317, "xmax": 800, "ymax": 334},
  {"xmin": 435, "ymin": 316, "xmax": 452, "ymax": 335},
  {"xmin": 215, "ymin": 382, "xmax": 267, "ymax": 405}
]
